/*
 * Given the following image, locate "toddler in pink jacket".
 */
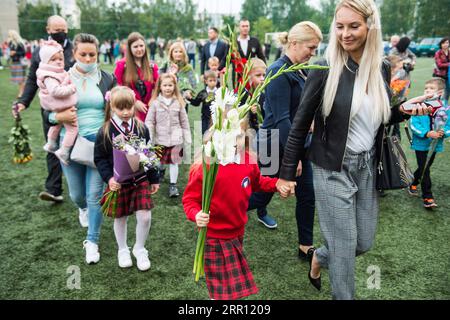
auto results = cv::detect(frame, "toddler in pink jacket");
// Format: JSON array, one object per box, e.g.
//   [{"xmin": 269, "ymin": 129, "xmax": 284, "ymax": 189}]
[{"xmin": 37, "ymin": 40, "xmax": 78, "ymax": 165}]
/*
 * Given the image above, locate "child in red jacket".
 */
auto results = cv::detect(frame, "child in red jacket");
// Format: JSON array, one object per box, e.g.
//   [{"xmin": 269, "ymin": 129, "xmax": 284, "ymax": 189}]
[{"xmin": 182, "ymin": 129, "xmax": 286, "ymax": 300}]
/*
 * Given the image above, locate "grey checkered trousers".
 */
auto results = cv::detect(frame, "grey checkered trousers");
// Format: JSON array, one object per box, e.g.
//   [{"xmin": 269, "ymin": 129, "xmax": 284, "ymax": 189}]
[{"xmin": 312, "ymin": 147, "xmax": 379, "ymax": 300}]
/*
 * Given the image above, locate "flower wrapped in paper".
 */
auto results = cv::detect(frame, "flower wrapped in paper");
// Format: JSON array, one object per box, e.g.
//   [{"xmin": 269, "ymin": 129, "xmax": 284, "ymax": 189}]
[{"xmin": 101, "ymin": 134, "xmax": 161, "ymax": 217}]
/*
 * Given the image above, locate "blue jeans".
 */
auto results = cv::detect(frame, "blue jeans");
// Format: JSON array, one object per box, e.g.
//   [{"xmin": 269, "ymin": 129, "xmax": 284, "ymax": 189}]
[{"xmin": 61, "ymin": 134, "xmax": 104, "ymax": 244}]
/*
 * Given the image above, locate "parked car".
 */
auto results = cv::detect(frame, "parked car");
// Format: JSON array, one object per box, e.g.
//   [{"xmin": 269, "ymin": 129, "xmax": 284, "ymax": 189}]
[
  {"xmin": 416, "ymin": 37, "xmax": 442, "ymax": 57},
  {"xmin": 409, "ymin": 41, "xmax": 418, "ymax": 55}
]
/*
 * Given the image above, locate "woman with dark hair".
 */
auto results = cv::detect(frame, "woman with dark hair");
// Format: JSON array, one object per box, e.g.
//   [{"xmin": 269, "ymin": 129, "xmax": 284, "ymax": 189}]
[
  {"xmin": 389, "ymin": 36, "xmax": 416, "ymax": 74},
  {"xmin": 114, "ymin": 32, "xmax": 159, "ymax": 122},
  {"xmin": 433, "ymin": 37, "xmax": 450, "ymax": 101}
]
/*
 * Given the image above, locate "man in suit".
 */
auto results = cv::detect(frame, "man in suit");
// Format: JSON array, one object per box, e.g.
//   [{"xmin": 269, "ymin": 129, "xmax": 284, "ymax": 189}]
[
  {"xmin": 13, "ymin": 15, "xmax": 75, "ymax": 203},
  {"xmin": 200, "ymin": 27, "xmax": 228, "ymax": 74},
  {"xmin": 237, "ymin": 19, "xmax": 266, "ymax": 62}
]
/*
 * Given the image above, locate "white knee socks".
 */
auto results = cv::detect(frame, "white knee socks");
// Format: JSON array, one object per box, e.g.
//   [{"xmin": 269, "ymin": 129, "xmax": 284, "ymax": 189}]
[
  {"xmin": 114, "ymin": 211, "xmax": 152, "ymax": 251},
  {"xmin": 114, "ymin": 217, "xmax": 128, "ymax": 250},
  {"xmin": 135, "ymin": 210, "xmax": 152, "ymax": 251},
  {"xmin": 169, "ymin": 164, "xmax": 179, "ymax": 184}
]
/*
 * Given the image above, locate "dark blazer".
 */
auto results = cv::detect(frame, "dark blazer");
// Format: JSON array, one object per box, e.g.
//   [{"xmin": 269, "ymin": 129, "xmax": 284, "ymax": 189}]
[
  {"xmin": 279, "ymin": 57, "xmax": 409, "ymax": 181},
  {"xmin": 260, "ymin": 55, "xmax": 307, "ymax": 149},
  {"xmin": 19, "ymin": 40, "xmax": 75, "ymax": 108},
  {"xmin": 189, "ymin": 88, "xmax": 215, "ymax": 119},
  {"xmin": 200, "ymin": 39, "xmax": 229, "ymax": 74},
  {"xmin": 9, "ymin": 42, "xmax": 25, "ymax": 63},
  {"xmin": 237, "ymin": 36, "xmax": 266, "ymax": 62},
  {"xmin": 94, "ymin": 119, "xmax": 159, "ymax": 185}
]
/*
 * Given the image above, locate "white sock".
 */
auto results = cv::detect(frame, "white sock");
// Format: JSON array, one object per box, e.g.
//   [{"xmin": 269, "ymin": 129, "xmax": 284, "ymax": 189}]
[
  {"xmin": 169, "ymin": 164, "xmax": 179, "ymax": 184},
  {"xmin": 114, "ymin": 217, "xmax": 128, "ymax": 250},
  {"xmin": 135, "ymin": 210, "xmax": 151, "ymax": 251}
]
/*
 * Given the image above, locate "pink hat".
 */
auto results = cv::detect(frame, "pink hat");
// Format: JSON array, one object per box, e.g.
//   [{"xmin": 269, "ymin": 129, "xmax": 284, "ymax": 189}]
[{"xmin": 39, "ymin": 40, "xmax": 63, "ymax": 64}]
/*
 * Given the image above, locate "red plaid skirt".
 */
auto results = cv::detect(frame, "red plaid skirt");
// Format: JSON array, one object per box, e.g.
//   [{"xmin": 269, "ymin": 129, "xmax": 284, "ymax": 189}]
[
  {"xmin": 204, "ymin": 236, "xmax": 258, "ymax": 300},
  {"xmin": 100, "ymin": 180, "xmax": 154, "ymax": 218},
  {"xmin": 158, "ymin": 145, "xmax": 183, "ymax": 165}
]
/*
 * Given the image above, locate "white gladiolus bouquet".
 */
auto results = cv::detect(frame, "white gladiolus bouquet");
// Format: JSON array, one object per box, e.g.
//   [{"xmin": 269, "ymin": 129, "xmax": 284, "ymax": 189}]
[{"xmin": 192, "ymin": 27, "xmax": 329, "ymax": 282}]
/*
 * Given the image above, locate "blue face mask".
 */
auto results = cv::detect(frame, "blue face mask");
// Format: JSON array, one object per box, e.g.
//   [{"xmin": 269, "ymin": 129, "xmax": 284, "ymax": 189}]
[{"xmin": 76, "ymin": 61, "xmax": 97, "ymax": 73}]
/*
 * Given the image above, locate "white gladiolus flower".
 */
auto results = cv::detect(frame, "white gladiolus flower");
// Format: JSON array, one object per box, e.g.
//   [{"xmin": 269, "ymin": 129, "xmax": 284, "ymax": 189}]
[{"xmin": 204, "ymin": 141, "xmax": 213, "ymax": 158}]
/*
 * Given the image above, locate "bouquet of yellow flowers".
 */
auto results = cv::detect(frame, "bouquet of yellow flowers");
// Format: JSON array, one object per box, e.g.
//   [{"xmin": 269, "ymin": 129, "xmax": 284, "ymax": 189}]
[{"xmin": 9, "ymin": 103, "xmax": 33, "ymax": 164}]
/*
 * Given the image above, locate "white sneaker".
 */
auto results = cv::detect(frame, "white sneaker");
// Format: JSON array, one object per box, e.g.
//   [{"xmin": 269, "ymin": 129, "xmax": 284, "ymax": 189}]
[
  {"xmin": 78, "ymin": 208, "xmax": 88, "ymax": 228},
  {"xmin": 54, "ymin": 148, "xmax": 70, "ymax": 165},
  {"xmin": 118, "ymin": 248, "xmax": 133, "ymax": 268},
  {"xmin": 132, "ymin": 247, "xmax": 151, "ymax": 271},
  {"xmin": 83, "ymin": 240, "xmax": 100, "ymax": 264}
]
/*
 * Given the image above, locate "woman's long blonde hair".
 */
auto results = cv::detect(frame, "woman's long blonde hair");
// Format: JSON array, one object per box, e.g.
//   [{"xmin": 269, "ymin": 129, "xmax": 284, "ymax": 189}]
[
  {"xmin": 149, "ymin": 73, "xmax": 186, "ymax": 107},
  {"xmin": 8, "ymin": 30, "xmax": 24, "ymax": 46},
  {"xmin": 323, "ymin": 0, "xmax": 390, "ymax": 124},
  {"xmin": 168, "ymin": 41, "xmax": 189, "ymax": 66}
]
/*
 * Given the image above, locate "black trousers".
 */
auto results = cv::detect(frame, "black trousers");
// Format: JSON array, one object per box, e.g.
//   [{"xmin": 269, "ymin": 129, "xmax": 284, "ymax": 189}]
[
  {"xmin": 41, "ymin": 108, "xmax": 63, "ymax": 196},
  {"xmin": 412, "ymin": 150, "xmax": 437, "ymax": 199},
  {"xmin": 247, "ymin": 150, "xmax": 315, "ymax": 246}
]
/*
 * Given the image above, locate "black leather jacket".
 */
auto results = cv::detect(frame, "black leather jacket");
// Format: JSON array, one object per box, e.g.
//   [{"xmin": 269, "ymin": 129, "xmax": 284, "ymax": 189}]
[{"xmin": 279, "ymin": 57, "xmax": 408, "ymax": 181}]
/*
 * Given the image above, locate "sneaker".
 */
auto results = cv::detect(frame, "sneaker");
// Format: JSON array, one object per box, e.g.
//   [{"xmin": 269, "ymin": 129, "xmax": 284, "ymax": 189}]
[
  {"xmin": 132, "ymin": 247, "xmax": 151, "ymax": 271},
  {"xmin": 423, "ymin": 198, "xmax": 438, "ymax": 209},
  {"xmin": 408, "ymin": 185, "xmax": 419, "ymax": 196},
  {"xmin": 39, "ymin": 191, "xmax": 64, "ymax": 203},
  {"xmin": 118, "ymin": 248, "xmax": 133, "ymax": 268},
  {"xmin": 257, "ymin": 214, "xmax": 278, "ymax": 229},
  {"xmin": 83, "ymin": 240, "xmax": 100, "ymax": 264},
  {"xmin": 0, "ymin": 66, "xmax": 4, "ymax": 70},
  {"xmin": 54, "ymin": 148, "xmax": 70, "ymax": 166},
  {"xmin": 169, "ymin": 184, "xmax": 180, "ymax": 198},
  {"xmin": 78, "ymin": 208, "xmax": 88, "ymax": 228},
  {"xmin": 43, "ymin": 142, "xmax": 58, "ymax": 153}
]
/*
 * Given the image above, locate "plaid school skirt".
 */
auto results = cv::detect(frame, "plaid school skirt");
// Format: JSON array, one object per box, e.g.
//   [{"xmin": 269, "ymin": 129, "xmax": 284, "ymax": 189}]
[
  {"xmin": 204, "ymin": 236, "xmax": 258, "ymax": 300},
  {"xmin": 10, "ymin": 62, "xmax": 26, "ymax": 84},
  {"xmin": 158, "ymin": 145, "xmax": 184, "ymax": 165},
  {"xmin": 100, "ymin": 179, "xmax": 154, "ymax": 218}
]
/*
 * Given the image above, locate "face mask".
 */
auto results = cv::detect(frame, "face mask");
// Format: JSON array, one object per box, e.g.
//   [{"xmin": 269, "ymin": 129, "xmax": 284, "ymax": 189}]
[
  {"xmin": 76, "ymin": 61, "xmax": 97, "ymax": 73},
  {"xmin": 50, "ymin": 32, "xmax": 67, "ymax": 45}
]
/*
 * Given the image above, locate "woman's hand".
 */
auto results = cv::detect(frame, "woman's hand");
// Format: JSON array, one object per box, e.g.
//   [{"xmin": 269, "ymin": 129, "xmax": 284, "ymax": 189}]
[
  {"xmin": 400, "ymin": 94, "xmax": 434, "ymax": 115},
  {"xmin": 276, "ymin": 179, "xmax": 296, "ymax": 198},
  {"xmin": 55, "ymin": 106, "xmax": 78, "ymax": 126},
  {"xmin": 169, "ymin": 63, "xmax": 179, "ymax": 74},
  {"xmin": 195, "ymin": 210, "xmax": 210, "ymax": 228},
  {"xmin": 150, "ymin": 184, "xmax": 160, "ymax": 194},
  {"xmin": 108, "ymin": 177, "xmax": 121, "ymax": 191},
  {"xmin": 134, "ymin": 100, "xmax": 148, "ymax": 114}
]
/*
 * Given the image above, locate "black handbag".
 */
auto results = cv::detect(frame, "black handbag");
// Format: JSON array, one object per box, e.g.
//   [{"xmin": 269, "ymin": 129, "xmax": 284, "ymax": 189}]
[{"xmin": 376, "ymin": 130, "xmax": 414, "ymax": 191}]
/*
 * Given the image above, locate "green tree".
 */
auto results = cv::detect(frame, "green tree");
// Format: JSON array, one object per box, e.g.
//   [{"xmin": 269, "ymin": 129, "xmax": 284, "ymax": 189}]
[
  {"xmin": 18, "ymin": 2, "xmax": 57, "ymax": 40},
  {"xmin": 380, "ymin": 0, "xmax": 416, "ymax": 38},
  {"xmin": 252, "ymin": 17, "xmax": 274, "ymax": 44},
  {"xmin": 415, "ymin": 0, "xmax": 450, "ymax": 38},
  {"xmin": 241, "ymin": 0, "xmax": 270, "ymax": 26}
]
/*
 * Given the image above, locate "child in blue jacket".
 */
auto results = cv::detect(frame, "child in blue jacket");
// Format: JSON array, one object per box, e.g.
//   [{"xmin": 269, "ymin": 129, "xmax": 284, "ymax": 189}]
[{"xmin": 408, "ymin": 78, "xmax": 450, "ymax": 208}]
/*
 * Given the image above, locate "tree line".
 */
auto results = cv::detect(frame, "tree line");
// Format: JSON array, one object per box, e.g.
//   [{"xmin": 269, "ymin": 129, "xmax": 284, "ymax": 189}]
[{"xmin": 17, "ymin": 0, "xmax": 449, "ymax": 42}]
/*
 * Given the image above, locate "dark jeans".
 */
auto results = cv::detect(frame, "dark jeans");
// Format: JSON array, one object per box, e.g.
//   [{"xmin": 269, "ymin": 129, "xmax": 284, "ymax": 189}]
[
  {"xmin": 41, "ymin": 108, "xmax": 63, "ymax": 196},
  {"xmin": 412, "ymin": 150, "xmax": 437, "ymax": 199},
  {"xmin": 248, "ymin": 158, "xmax": 315, "ymax": 246},
  {"xmin": 188, "ymin": 53, "xmax": 196, "ymax": 70}
]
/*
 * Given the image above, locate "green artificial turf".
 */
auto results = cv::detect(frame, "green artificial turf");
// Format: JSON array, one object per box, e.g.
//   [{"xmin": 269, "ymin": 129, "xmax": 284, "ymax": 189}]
[{"xmin": 0, "ymin": 57, "xmax": 448, "ymax": 300}]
